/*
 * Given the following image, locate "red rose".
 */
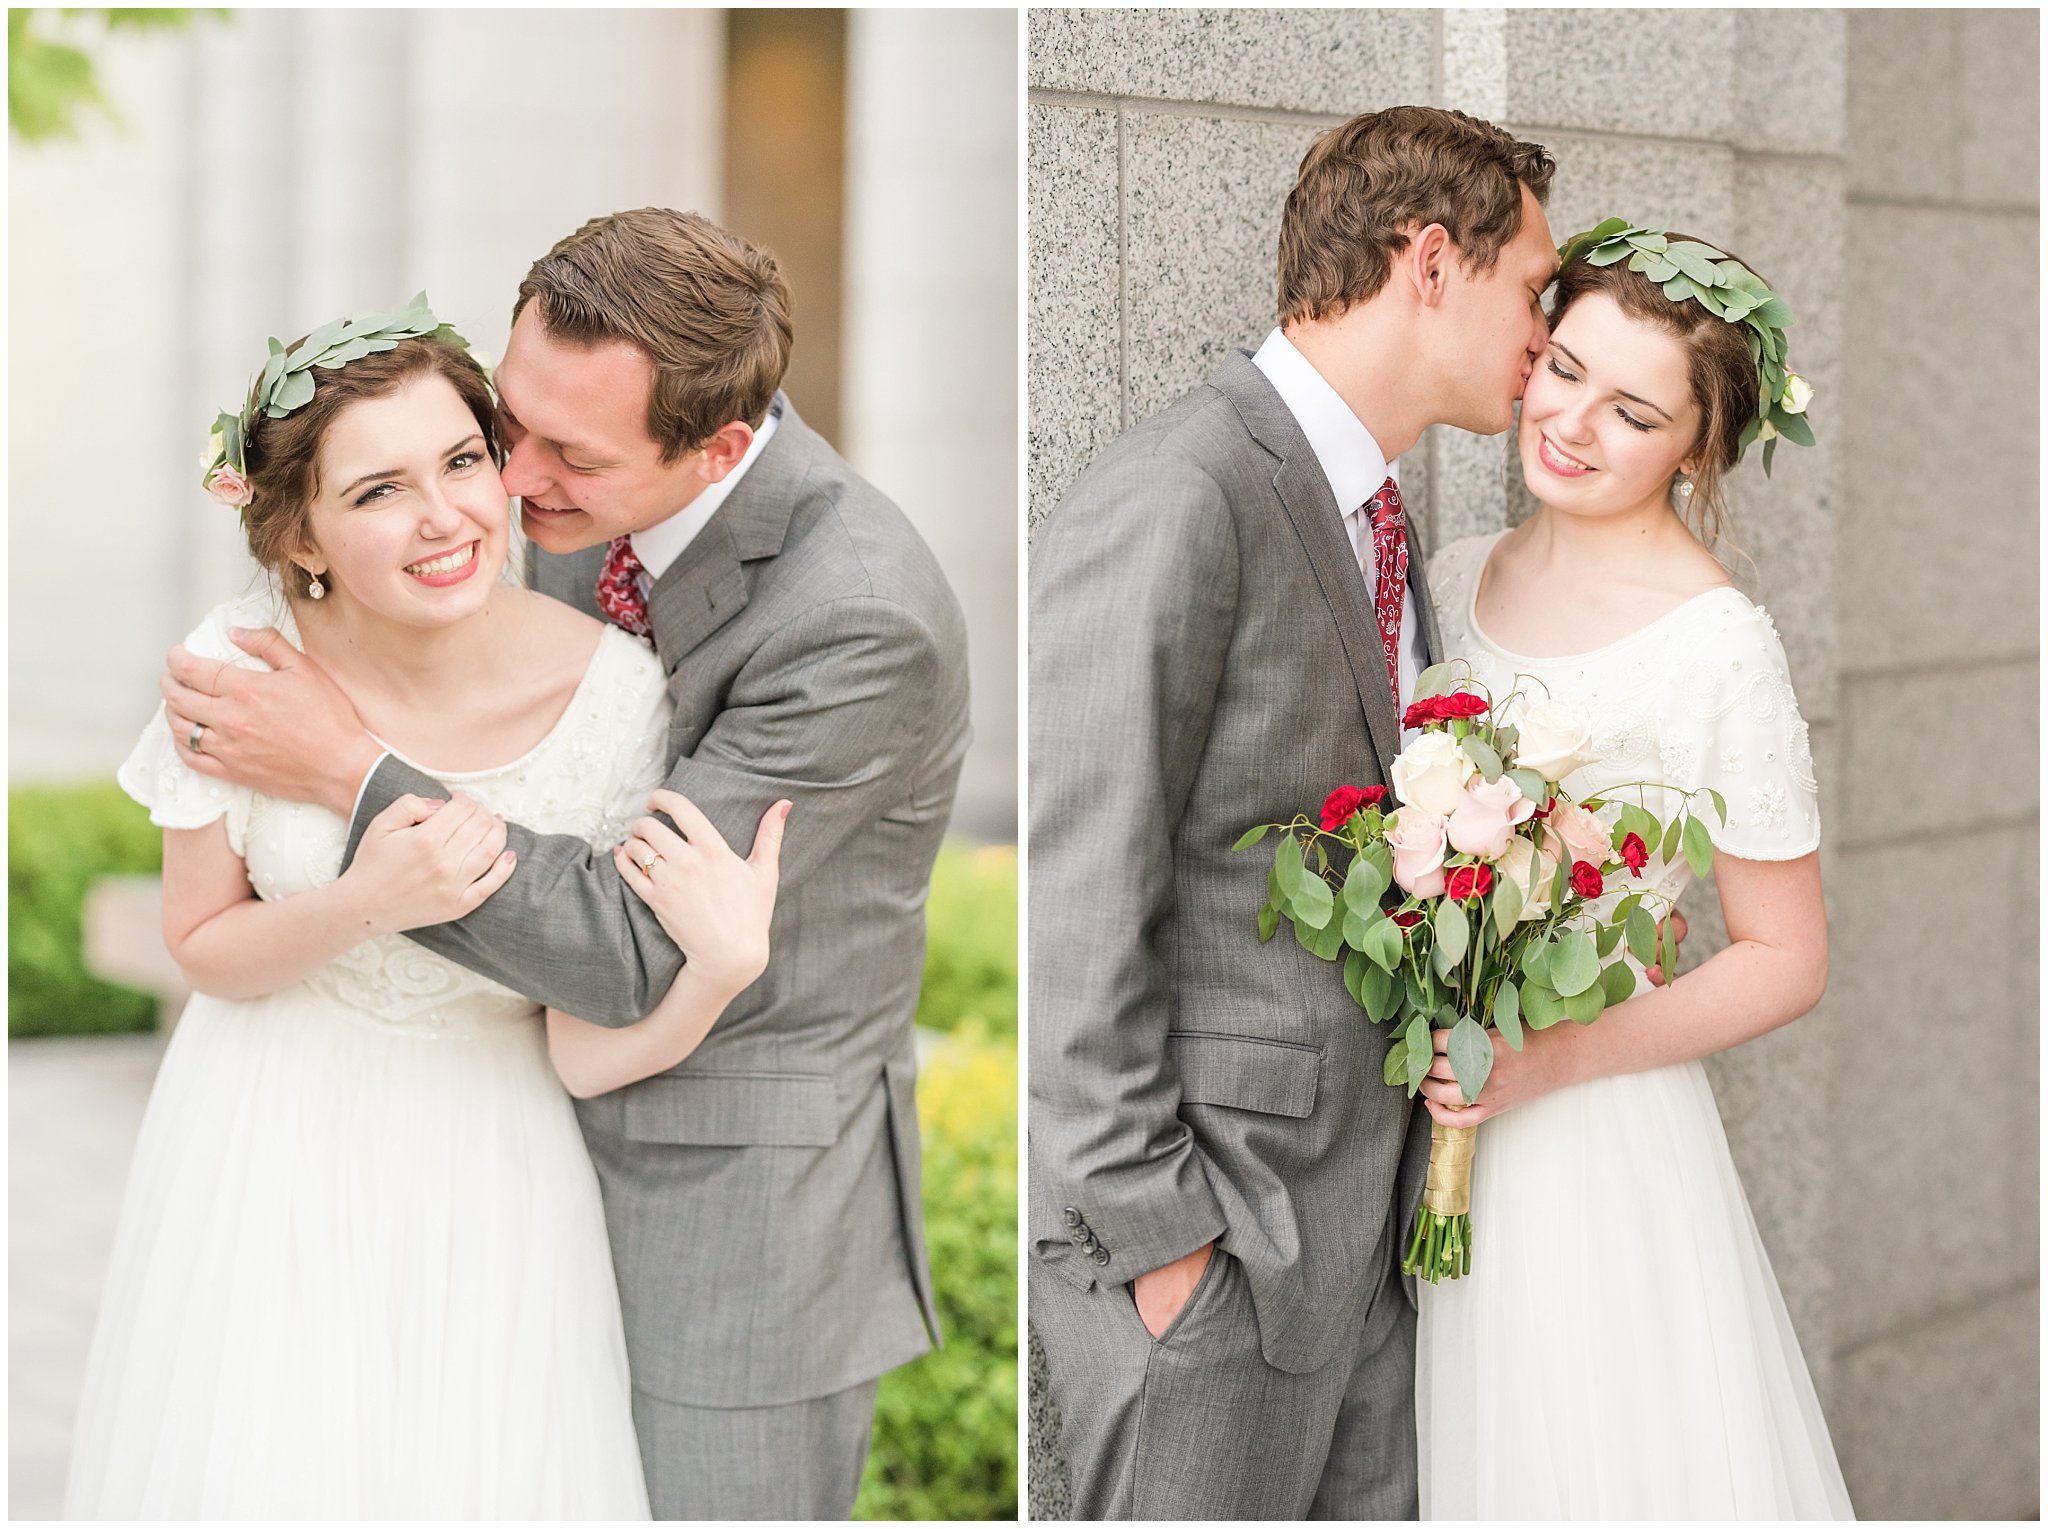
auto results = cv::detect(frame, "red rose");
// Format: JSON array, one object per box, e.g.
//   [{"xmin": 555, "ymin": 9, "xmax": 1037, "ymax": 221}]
[
  {"xmin": 1392, "ymin": 910, "xmax": 1424, "ymax": 929},
  {"xmin": 1444, "ymin": 863, "xmax": 1494, "ymax": 901},
  {"xmin": 1320, "ymin": 786, "xmax": 1369, "ymax": 830},
  {"xmin": 1435, "ymin": 692, "xmax": 1490, "ymax": 721},
  {"xmin": 1619, "ymin": 832, "xmax": 1649, "ymax": 875},
  {"xmin": 1570, "ymin": 860, "xmax": 1604, "ymax": 899}
]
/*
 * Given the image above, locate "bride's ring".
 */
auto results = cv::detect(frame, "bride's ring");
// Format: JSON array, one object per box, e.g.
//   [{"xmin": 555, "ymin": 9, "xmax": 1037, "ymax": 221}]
[
  {"xmin": 187, "ymin": 722, "xmax": 207, "ymax": 754},
  {"xmin": 636, "ymin": 851, "xmax": 663, "ymax": 876}
]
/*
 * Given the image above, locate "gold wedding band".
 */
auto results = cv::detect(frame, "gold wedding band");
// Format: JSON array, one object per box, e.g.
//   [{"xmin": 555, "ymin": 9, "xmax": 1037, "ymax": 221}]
[{"xmin": 187, "ymin": 722, "xmax": 207, "ymax": 754}]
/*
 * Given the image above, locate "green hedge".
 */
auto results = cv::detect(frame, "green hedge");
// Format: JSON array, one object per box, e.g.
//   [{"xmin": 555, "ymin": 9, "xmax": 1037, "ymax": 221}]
[
  {"xmin": 857, "ymin": 1025, "xmax": 1018, "ymax": 1520},
  {"xmin": 917, "ymin": 843, "xmax": 1017, "ymax": 1038},
  {"xmin": 9, "ymin": 783, "xmax": 161, "ymax": 1037}
]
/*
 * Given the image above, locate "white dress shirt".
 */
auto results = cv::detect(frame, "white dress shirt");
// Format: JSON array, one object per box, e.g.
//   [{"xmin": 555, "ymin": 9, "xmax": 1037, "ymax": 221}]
[{"xmin": 1251, "ymin": 328, "xmax": 1426, "ymax": 734}]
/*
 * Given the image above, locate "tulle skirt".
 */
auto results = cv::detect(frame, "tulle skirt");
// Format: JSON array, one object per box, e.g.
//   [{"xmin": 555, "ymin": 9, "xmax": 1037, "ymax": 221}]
[
  {"xmin": 63, "ymin": 987, "xmax": 650, "ymax": 1520},
  {"xmin": 1416, "ymin": 1060, "xmax": 1854, "ymax": 1520}
]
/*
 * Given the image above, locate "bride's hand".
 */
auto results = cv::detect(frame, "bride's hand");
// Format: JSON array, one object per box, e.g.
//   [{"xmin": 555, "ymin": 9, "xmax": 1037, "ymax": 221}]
[
  {"xmin": 1418, "ymin": 1023, "xmax": 1574, "ymax": 1127},
  {"xmin": 615, "ymin": 790, "xmax": 790, "ymax": 998},
  {"xmin": 339, "ymin": 792, "xmax": 516, "ymax": 935}
]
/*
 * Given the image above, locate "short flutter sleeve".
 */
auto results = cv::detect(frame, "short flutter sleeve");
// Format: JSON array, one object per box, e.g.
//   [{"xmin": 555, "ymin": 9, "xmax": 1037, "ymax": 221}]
[
  {"xmin": 1655, "ymin": 598, "xmax": 1820, "ymax": 862},
  {"xmin": 115, "ymin": 592, "xmax": 284, "ymax": 857}
]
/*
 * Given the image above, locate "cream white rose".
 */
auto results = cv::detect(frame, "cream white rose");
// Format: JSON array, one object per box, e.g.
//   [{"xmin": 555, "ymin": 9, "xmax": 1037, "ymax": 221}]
[
  {"xmin": 1781, "ymin": 373, "xmax": 1813, "ymax": 415},
  {"xmin": 1389, "ymin": 731, "xmax": 1476, "ymax": 817},
  {"xmin": 1511, "ymin": 699, "xmax": 1598, "ymax": 781},
  {"xmin": 1495, "ymin": 835, "xmax": 1555, "ymax": 920}
]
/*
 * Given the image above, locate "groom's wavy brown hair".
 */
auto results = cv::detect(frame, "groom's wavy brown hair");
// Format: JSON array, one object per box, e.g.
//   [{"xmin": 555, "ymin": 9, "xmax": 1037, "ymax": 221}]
[
  {"xmin": 1279, "ymin": 107, "xmax": 1556, "ymax": 324},
  {"xmin": 513, "ymin": 209, "xmax": 793, "ymax": 463}
]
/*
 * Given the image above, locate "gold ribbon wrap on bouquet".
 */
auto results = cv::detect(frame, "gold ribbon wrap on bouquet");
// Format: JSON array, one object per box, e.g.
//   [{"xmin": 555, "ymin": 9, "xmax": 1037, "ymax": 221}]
[{"xmin": 1421, "ymin": 1122, "xmax": 1478, "ymax": 1217}]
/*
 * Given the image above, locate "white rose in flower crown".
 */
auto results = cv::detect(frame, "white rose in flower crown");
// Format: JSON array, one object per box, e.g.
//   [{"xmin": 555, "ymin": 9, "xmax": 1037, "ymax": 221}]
[
  {"xmin": 1445, "ymin": 775, "xmax": 1538, "ymax": 860},
  {"xmin": 1389, "ymin": 731, "xmax": 1476, "ymax": 817},
  {"xmin": 1511, "ymin": 699, "xmax": 1599, "ymax": 781},
  {"xmin": 1781, "ymin": 373, "xmax": 1813, "ymax": 415},
  {"xmin": 1495, "ymin": 835, "xmax": 1555, "ymax": 920}
]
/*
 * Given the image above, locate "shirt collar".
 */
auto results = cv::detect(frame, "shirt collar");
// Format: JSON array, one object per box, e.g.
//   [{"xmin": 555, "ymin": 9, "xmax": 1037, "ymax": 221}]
[
  {"xmin": 629, "ymin": 405, "xmax": 781, "ymax": 580},
  {"xmin": 1250, "ymin": 327, "xmax": 1396, "ymax": 517}
]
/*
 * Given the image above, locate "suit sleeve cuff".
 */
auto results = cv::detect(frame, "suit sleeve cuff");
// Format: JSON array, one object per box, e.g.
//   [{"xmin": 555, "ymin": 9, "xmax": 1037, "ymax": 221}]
[{"xmin": 348, "ymin": 749, "xmax": 393, "ymax": 829}]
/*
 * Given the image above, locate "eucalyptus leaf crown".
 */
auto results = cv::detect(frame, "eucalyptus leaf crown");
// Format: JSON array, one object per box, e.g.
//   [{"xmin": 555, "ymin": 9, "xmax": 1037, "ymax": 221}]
[
  {"xmin": 1555, "ymin": 219, "xmax": 1814, "ymax": 475},
  {"xmin": 200, "ymin": 291, "xmax": 474, "ymax": 509}
]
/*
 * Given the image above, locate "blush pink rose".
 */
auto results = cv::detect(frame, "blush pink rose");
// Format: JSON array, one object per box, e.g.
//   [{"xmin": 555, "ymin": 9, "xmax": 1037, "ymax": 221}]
[
  {"xmin": 1384, "ymin": 805, "xmax": 1448, "ymax": 899},
  {"xmin": 1445, "ymin": 775, "xmax": 1538, "ymax": 861},
  {"xmin": 206, "ymin": 464, "xmax": 254, "ymax": 509},
  {"xmin": 1546, "ymin": 799, "xmax": 1610, "ymax": 868}
]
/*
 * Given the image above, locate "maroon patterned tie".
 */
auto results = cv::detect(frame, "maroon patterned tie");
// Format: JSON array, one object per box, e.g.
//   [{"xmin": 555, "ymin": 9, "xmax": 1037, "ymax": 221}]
[
  {"xmin": 1366, "ymin": 476, "xmax": 1407, "ymax": 710},
  {"xmin": 594, "ymin": 535, "xmax": 652, "ymax": 637}
]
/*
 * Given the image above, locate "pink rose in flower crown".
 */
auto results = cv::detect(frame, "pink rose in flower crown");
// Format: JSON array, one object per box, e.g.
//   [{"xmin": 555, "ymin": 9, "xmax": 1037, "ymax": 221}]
[
  {"xmin": 206, "ymin": 463, "xmax": 254, "ymax": 509},
  {"xmin": 1384, "ymin": 805, "xmax": 1449, "ymax": 898},
  {"xmin": 1546, "ymin": 799, "xmax": 1611, "ymax": 868},
  {"xmin": 1445, "ymin": 775, "xmax": 1538, "ymax": 860}
]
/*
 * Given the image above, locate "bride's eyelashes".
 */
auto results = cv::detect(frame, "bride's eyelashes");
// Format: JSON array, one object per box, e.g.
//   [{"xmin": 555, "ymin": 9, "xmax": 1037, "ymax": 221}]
[
  {"xmin": 1543, "ymin": 357, "xmax": 1657, "ymax": 433},
  {"xmin": 349, "ymin": 448, "xmax": 488, "ymax": 508}
]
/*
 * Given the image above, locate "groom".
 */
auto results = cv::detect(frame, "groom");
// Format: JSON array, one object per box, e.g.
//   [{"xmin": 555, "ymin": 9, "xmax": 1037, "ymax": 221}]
[
  {"xmin": 1030, "ymin": 107, "xmax": 1558, "ymax": 1518},
  {"xmin": 163, "ymin": 208, "xmax": 970, "ymax": 1520}
]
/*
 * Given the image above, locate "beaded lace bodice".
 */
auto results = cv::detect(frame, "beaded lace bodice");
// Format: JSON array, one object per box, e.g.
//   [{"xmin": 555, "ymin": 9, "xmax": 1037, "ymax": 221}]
[
  {"xmin": 1428, "ymin": 531, "xmax": 1820, "ymax": 933},
  {"xmin": 119, "ymin": 590, "xmax": 672, "ymax": 1036}
]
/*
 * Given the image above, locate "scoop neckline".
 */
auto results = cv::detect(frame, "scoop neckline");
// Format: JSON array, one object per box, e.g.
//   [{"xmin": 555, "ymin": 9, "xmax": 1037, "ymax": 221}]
[
  {"xmin": 1461, "ymin": 528, "xmax": 1748, "ymax": 665},
  {"xmin": 260, "ymin": 593, "xmax": 630, "ymax": 781}
]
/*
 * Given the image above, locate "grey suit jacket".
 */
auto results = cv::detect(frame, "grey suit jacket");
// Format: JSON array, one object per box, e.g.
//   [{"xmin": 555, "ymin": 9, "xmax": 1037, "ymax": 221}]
[
  {"xmin": 346, "ymin": 397, "xmax": 971, "ymax": 1408},
  {"xmin": 1029, "ymin": 350, "xmax": 1439, "ymax": 1375}
]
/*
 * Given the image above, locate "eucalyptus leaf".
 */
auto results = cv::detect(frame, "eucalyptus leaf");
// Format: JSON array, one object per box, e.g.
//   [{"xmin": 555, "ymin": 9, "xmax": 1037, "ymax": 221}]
[
  {"xmin": 1345, "ymin": 948, "xmax": 1370, "ymax": 1007},
  {"xmin": 1433, "ymin": 898, "xmax": 1469, "ymax": 968},
  {"xmin": 1776, "ymin": 411, "xmax": 1815, "ymax": 448},
  {"xmin": 1360, "ymin": 958, "xmax": 1399, "ymax": 1021},
  {"xmin": 1412, "ymin": 662, "xmax": 1457, "ymax": 702},
  {"xmin": 1460, "ymin": 734, "xmax": 1504, "ymax": 781},
  {"xmin": 1519, "ymin": 937, "xmax": 1551, "ymax": 986},
  {"xmin": 1660, "ymin": 813, "xmax": 1684, "ymax": 865},
  {"xmin": 1343, "ymin": 854, "xmax": 1389, "ymax": 915},
  {"xmin": 1276, "ymin": 834, "xmax": 1310, "ymax": 899},
  {"xmin": 1297, "ymin": 909, "xmax": 1345, "ymax": 960},
  {"xmin": 1447, "ymin": 1016, "xmax": 1493, "ymax": 1105},
  {"xmin": 1506, "ymin": 767, "xmax": 1548, "ymax": 806},
  {"xmin": 1404, "ymin": 1012, "xmax": 1433, "ymax": 1094},
  {"xmin": 1384, "ymin": 1035, "xmax": 1409, "ymax": 1087},
  {"xmin": 1521, "ymin": 981, "xmax": 1565, "ymax": 1029},
  {"xmin": 1490, "ymin": 873, "xmax": 1523, "ymax": 936},
  {"xmin": 1258, "ymin": 904, "xmax": 1280, "ymax": 943},
  {"xmin": 1548, "ymin": 929, "xmax": 1600, "ymax": 997},
  {"xmin": 272, "ymin": 368, "xmax": 316, "ymax": 411},
  {"xmin": 1586, "ymin": 242, "xmax": 1633, "ymax": 266},
  {"xmin": 1595, "ymin": 922, "xmax": 1623, "ymax": 959},
  {"xmin": 1682, "ymin": 816, "xmax": 1714, "ymax": 880},
  {"xmin": 1600, "ymin": 960, "xmax": 1637, "ymax": 1007},
  {"xmin": 1493, "ymin": 978, "xmax": 1522, "ymax": 1050},
  {"xmin": 1342, "ymin": 905, "xmax": 1376, "ymax": 951},
  {"xmin": 1625, "ymin": 904, "xmax": 1659, "ymax": 968},
  {"xmin": 1363, "ymin": 916, "xmax": 1404, "ymax": 973},
  {"xmin": 1563, "ymin": 983, "xmax": 1606, "ymax": 1024},
  {"xmin": 1233, "ymin": 823, "xmax": 1271, "ymax": 852}
]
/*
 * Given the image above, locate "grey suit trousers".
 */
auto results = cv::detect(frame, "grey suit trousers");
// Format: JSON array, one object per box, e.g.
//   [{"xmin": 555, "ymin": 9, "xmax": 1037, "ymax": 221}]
[
  {"xmin": 633, "ymin": 1378, "xmax": 879, "ymax": 1520},
  {"xmin": 1032, "ymin": 1234, "xmax": 1416, "ymax": 1521}
]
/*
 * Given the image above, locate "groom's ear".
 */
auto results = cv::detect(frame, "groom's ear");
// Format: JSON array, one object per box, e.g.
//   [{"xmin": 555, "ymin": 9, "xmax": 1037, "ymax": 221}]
[
  {"xmin": 1404, "ymin": 222, "xmax": 1454, "ymax": 309},
  {"xmin": 695, "ymin": 419, "xmax": 757, "ymax": 486}
]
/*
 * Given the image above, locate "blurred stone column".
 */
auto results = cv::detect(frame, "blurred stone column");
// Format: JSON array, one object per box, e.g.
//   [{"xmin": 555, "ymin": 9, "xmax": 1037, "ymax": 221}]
[{"xmin": 1830, "ymin": 10, "xmax": 2039, "ymax": 1520}]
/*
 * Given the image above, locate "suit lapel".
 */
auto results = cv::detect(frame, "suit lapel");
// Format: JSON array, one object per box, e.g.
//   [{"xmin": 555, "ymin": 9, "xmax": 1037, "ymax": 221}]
[
  {"xmin": 646, "ymin": 392, "xmax": 814, "ymax": 669},
  {"xmin": 1213, "ymin": 352, "xmax": 1406, "ymax": 773}
]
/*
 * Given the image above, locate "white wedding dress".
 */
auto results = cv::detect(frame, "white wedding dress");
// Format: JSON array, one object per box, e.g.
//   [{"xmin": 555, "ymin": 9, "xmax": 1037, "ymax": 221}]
[
  {"xmin": 64, "ymin": 591, "xmax": 663, "ymax": 1520},
  {"xmin": 1415, "ymin": 531, "xmax": 1854, "ymax": 1520}
]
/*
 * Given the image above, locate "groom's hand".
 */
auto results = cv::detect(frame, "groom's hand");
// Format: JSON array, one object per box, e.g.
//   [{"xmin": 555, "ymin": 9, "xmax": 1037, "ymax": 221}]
[
  {"xmin": 162, "ymin": 627, "xmax": 384, "ymax": 818},
  {"xmin": 1131, "ymin": 1241, "xmax": 1213, "ymax": 1339}
]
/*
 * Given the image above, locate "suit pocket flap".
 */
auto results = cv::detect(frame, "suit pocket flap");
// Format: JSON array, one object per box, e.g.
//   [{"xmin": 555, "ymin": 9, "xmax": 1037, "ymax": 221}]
[
  {"xmin": 623, "ymin": 1072, "xmax": 838, "ymax": 1146},
  {"xmin": 1169, "ymin": 1033, "xmax": 1321, "ymax": 1118}
]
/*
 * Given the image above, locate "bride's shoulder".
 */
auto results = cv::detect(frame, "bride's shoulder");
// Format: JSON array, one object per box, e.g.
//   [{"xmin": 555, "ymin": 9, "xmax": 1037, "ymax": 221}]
[
  {"xmin": 179, "ymin": 585, "xmax": 298, "ymax": 667},
  {"xmin": 1424, "ymin": 526, "xmax": 1510, "ymax": 602}
]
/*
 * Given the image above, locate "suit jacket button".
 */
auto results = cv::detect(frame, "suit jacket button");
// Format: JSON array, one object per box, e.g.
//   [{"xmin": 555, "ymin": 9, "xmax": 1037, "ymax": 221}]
[
  {"xmin": 1067, "ymin": 1227, "xmax": 1087, "ymax": 1245},
  {"xmin": 1090, "ymin": 1247, "xmax": 1111, "ymax": 1266},
  {"xmin": 1063, "ymin": 1207, "xmax": 1083, "ymax": 1228}
]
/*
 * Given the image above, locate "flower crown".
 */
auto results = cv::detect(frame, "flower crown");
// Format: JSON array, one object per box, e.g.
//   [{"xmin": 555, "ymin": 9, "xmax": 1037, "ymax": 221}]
[
  {"xmin": 1555, "ymin": 219, "xmax": 1813, "ymax": 476},
  {"xmin": 201, "ymin": 291, "xmax": 474, "ymax": 511}
]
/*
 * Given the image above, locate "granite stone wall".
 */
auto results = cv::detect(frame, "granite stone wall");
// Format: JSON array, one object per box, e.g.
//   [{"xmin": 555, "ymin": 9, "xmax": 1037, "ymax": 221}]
[{"xmin": 1026, "ymin": 9, "xmax": 2036, "ymax": 1518}]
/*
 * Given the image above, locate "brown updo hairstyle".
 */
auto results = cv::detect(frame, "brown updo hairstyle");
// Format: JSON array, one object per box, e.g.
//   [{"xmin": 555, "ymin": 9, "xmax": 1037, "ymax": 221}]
[
  {"xmin": 238, "ymin": 336, "xmax": 501, "ymax": 598},
  {"xmin": 1547, "ymin": 233, "xmax": 1768, "ymax": 548}
]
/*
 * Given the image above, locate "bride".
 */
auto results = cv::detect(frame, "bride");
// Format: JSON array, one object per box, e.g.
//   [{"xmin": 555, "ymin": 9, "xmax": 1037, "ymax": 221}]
[
  {"xmin": 1414, "ymin": 226, "xmax": 1854, "ymax": 1519},
  {"xmin": 64, "ymin": 305, "xmax": 786, "ymax": 1518}
]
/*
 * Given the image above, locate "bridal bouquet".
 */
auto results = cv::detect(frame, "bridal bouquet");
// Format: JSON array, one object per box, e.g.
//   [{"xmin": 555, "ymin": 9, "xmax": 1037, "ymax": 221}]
[{"xmin": 1234, "ymin": 666, "xmax": 1723, "ymax": 1281}]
